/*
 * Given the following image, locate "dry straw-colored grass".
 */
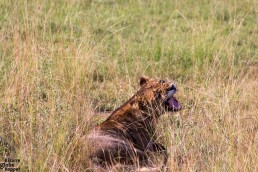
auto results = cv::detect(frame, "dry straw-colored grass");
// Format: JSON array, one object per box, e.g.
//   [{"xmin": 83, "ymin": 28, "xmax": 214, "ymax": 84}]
[{"xmin": 0, "ymin": 0, "xmax": 257, "ymax": 171}]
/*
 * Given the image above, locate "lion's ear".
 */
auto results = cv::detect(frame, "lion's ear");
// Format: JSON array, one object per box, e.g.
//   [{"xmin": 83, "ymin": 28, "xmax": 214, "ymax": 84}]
[{"xmin": 139, "ymin": 76, "xmax": 149, "ymax": 86}]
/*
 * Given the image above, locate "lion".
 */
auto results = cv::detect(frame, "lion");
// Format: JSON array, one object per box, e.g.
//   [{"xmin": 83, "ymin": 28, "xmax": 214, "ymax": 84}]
[{"xmin": 87, "ymin": 77, "xmax": 182, "ymax": 169}]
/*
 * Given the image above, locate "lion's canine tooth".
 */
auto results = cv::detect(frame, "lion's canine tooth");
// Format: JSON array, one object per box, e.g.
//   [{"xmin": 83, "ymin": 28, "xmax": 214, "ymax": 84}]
[{"xmin": 166, "ymin": 89, "xmax": 176, "ymax": 99}]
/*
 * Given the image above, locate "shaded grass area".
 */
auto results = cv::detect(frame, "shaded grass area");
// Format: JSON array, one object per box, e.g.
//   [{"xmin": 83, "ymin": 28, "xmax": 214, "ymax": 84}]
[{"xmin": 0, "ymin": 0, "xmax": 257, "ymax": 171}]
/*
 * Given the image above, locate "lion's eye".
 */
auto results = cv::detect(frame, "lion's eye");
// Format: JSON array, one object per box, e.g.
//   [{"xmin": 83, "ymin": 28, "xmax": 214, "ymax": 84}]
[{"xmin": 159, "ymin": 80, "xmax": 166, "ymax": 84}]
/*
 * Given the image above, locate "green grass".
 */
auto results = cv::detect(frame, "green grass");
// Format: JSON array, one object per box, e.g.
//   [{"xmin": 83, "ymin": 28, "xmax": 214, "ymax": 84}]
[{"xmin": 0, "ymin": 0, "xmax": 257, "ymax": 171}]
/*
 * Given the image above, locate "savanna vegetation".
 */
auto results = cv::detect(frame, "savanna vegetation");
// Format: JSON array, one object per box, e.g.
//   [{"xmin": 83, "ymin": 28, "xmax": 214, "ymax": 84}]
[{"xmin": 0, "ymin": 0, "xmax": 257, "ymax": 171}]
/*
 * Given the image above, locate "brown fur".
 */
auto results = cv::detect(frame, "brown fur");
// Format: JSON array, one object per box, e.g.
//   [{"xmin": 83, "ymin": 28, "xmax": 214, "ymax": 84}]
[{"xmin": 87, "ymin": 77, "xmax": 181, "ymax": 168}]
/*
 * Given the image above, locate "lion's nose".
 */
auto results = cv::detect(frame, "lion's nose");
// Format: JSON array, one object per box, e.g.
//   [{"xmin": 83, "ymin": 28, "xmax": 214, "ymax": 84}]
[{"xmin": 170, "ymin": 84, "xmax": 177, "ymax": 91}]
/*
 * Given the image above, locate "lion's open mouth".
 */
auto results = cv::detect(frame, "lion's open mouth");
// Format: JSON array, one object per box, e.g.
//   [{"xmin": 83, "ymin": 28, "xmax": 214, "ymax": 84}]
[{"xmin": 165, "ymin": 85, "xmax": 182, "ymax": 111}]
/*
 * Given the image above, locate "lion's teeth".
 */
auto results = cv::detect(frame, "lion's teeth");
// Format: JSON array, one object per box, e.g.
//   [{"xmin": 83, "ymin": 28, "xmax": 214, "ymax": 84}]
[{"xmin": 167, "ymin": 89, "xmax": 175, "ymax": 98}]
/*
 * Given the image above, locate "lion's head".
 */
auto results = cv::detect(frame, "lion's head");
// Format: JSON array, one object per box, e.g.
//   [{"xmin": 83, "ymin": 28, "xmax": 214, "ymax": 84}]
[{"xmin": 136, "ymin": 76, "xmax": 182, "ymax": 115}]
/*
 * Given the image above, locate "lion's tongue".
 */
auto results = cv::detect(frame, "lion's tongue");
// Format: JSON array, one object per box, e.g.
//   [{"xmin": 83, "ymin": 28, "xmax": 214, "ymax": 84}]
[{"xmin": 168, "ymin": 97, "xmax": 181, "ymax": 110}]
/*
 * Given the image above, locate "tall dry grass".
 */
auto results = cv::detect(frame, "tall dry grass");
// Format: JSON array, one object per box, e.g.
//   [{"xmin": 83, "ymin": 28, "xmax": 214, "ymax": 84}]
[{"xmin": 0, "ymin": 0, "xmax": 257, "ymax": 171}]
